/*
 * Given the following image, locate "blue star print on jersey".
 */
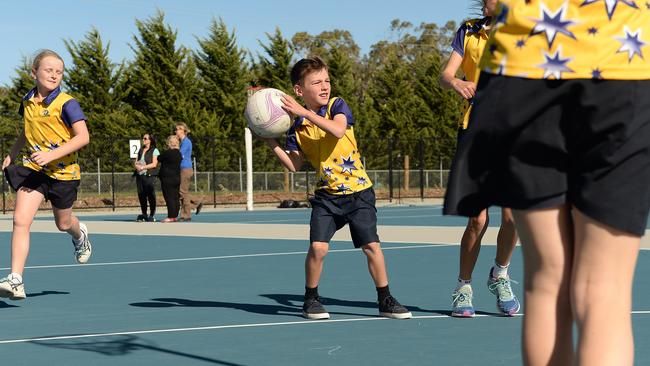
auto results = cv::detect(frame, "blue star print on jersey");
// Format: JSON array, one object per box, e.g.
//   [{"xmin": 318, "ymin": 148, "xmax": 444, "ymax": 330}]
[
  {"xmin": 480, "ymin": 0, "xmax": 650, "ymax": 80},
  {"xmin": 538, "ymin": 47, "xmax": 574, "ymax": 78},
  {"xmin": 531, "ymin": 3, "xmax": 577, "ymax": 48},
  {"xmin": 581, "ymin": 0, "xmax": 638, "ymax": 20},
  {"xmin": 616, "ymin": 27, "xmax": 646, "ymax": 62},
  {"xmin": 338, "ymin": 154, "xmax": 357, "ymax": 175}
]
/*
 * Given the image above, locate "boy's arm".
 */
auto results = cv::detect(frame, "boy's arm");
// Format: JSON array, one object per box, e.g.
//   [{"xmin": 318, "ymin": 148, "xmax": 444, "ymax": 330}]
[
  {"xmin": 2, "ymin": 132, "xmax": 27, "ymax": 169},
  {"xmin": 30, "ymin": 120, "xmax": 89, "ymax": 167},
  {"xmin": 263, "ymin": 138, "xmax": 304, "ymax": 172},
  {"xmin": 281, "ymin": 95, "xmax": 347, "ymax": 139}
]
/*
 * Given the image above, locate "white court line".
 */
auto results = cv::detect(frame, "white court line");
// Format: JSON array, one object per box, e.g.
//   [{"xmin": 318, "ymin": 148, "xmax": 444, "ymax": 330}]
[
  {"xmin": 0, "ymin": 244, "xmax": 454, "ymax": 271},
  {"xmin": 0, "ymin": 314, "xmax": 512, "ymax": 345},
  {"xmin": 1, "ymin": 310, "xmax": 649, "ymax": 345}
]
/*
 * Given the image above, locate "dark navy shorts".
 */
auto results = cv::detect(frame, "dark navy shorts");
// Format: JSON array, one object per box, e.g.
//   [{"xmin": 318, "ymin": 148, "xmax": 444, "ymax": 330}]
[
  {"xmin": 309, "ymin": 187, "xmax": 380, "ymax": 248},
  {"xmin": 444, "ymin": 74, "xmax": 650, "ymax": 236},
  {"xmin": 4, "ymin": 165, "xmax": 79, "ymax": 209}
]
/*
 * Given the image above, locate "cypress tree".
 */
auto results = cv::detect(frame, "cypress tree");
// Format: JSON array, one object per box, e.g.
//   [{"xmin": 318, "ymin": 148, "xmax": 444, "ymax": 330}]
[
  {"xmin": 124, "ymin": 10, "xmax": 201, "ymax": 139},
  {"xmin": 64, "ymin": 28, "xmax": 136, "ymax": 171},
  {"xmin": 0, "ymin": 59, "xmax": 33, "ymax": 138},
  {"xmin": 255, "ymin": 27, "xmax": 294, "ymax": 93}
]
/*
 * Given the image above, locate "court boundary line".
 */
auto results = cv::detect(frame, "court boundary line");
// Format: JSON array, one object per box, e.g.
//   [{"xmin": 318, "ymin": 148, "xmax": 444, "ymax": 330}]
[
  {"xmin": 2, "ymin": 311, "xmax": 650, "ymax": 345},
  {"xmin": 0, "ymin": 243, "xmax": 455, "ymax": 271}
]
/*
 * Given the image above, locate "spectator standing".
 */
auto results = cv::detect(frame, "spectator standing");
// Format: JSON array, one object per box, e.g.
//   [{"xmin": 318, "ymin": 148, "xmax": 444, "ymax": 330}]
[
  {"xmin": 134, "ymin": 133, "xmax": 159, "ymax": 222},
  {"xmin": 158, "ymin": 135, "xmax": 182, "ymax": 222}
]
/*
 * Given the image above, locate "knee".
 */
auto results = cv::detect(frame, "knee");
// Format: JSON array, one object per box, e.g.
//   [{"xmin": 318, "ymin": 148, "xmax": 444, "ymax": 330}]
[
  {"xmin": 361, "ymin": 242, "xmax": 382, "ymax": 257},
  {"xmin": 12, "ymin": 215, "xmax": 33, "ymax": 230},
  {"xmin": 55, "ymin": 219, "xmax": 73, "ymax": 232},
  {"xmin": 309, "ymin": 243, "xmax": 329, "ymax": 260},
  {"xmin": 468, "ymin": 212, "xmax": 488, "ymax": 231}
]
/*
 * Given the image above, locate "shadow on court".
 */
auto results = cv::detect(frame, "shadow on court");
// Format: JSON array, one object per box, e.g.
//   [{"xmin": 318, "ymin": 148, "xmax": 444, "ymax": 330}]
[
  {"xmin": 0, "ymin": 301, "xmax": 18, "ymax": 308},
  {"xmin": 130, "ymin": 297, "xmax": 305, "ymax": 318},
  {"xmin": 1, "ymin": 291, "xmax": 69, "ymax": 308},
  {"xmin": 27, "ymin": 290, "xmax": 70, "ymax": 298},
  {"xmin": 31, "ymin": 335, "xmax": 245, "ymax": 365},
  {"xmin": 130, "ymin": 296, "xmax": 379, "ymax": 318}
]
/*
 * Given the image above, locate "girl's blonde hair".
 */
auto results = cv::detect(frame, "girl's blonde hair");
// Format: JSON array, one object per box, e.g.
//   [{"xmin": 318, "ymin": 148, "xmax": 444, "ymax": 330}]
[
  {"xmin": 167, "ymin": 135, "xmax": 180, "ymax": 148},
  {"xmin": 32, "ymin": 49, "xmax": 64, "ymax": 70}
]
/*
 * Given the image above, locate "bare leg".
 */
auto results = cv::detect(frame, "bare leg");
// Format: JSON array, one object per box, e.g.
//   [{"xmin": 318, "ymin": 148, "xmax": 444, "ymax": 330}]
[
  {"xmin": 514, "ymin": 205, "xmax": 574, "ymax": 366},
  {"xmin": 495, "ymin": 207, "xmax": 518, "ymax": 267},
  {"xmin": 361, "ymin": 242, "xmax": 388, "ymax": 287},
  {"xmin": 10, "ymin": 188, "xmax": 44, "ymax": 275},
  {"xmin": 571, "ymin": 209, "xmax": 638, "ymax": 366},
  {"xmin": 305, "ymin": 241, "xmax": 329, "ymax": 288},
  {"xmin": 52, "ymin": 206, "xmax": 81, "ymax": 239},
  {"xmin": 459, "ymin": 209, "xmax": 489, "ymax": 280}
]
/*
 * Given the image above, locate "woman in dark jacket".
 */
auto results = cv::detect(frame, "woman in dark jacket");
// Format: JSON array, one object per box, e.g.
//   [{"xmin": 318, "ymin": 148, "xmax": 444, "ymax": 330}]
[
  {"xmin": 134, "ymin": 133, "xmax": 160, "ymax": 222},
  {"xmin": 158, "ymin": 135, "xmax": 182, "ymax": 222}
]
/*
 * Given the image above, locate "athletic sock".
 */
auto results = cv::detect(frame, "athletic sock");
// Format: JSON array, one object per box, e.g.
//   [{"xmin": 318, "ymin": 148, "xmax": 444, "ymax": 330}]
[
  {"xmin": 376, "ymin": 285, "xmax": 391, "ymax": 302},
  {"xmin": 8, "ymin": 273, "xmax": 22, "ymax": 284},
  {"xmin": 304, "ymin": 286, "xmax": 319, "ymax": 300},
  {"xmin": 456, "ymin": 278, "xmax": 472, "ymax": 291},
  {"xmin": 491, "ymin": 261, "xmax": 509, "ymax": 278},
  {"xmin": 72, "ymin": 230, "xmax": 84, "ymax": 245}
]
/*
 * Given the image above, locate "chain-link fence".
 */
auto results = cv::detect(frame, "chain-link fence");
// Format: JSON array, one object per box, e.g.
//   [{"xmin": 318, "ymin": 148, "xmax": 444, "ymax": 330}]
[{"xmin": 0, "ymin": 136, "xmax": 453, "ymax": 212}]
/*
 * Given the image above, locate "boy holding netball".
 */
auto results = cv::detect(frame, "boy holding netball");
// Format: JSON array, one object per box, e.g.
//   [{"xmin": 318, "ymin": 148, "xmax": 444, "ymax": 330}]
[{"xmin": 262, "ymin": 56, "xmax": 411, "ymax": 320}]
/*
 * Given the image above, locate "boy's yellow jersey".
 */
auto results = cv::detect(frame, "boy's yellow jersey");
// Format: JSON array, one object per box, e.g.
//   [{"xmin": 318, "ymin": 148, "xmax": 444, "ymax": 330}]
[
  {"xmin": 480, "ymin": 0, "xmax": 650, "ymax": 80},
  {"xmin": 286, "ymin": 97, "xmax": 372, "ymax": 195},
  {"xmin": 19, "ymin": 87, "xmax": 86, "ymax": 180}
]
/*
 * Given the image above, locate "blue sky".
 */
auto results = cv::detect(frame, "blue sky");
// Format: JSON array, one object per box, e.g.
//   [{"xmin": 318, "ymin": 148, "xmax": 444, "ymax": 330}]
[{"xmin": 0, "ymin": 0, "xmax": 476, "ymax": 86}]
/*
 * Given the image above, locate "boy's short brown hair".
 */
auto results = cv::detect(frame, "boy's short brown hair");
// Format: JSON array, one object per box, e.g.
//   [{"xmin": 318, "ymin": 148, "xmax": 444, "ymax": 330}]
[{"xmin": 290, "ymin": 56, "xmax": 328, "ymax": 86}]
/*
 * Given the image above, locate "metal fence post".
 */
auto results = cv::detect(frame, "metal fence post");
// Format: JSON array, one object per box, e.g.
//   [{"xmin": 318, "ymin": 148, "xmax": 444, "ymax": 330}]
[
  {"xmin": 111, "ymin": 140, "xmax": 116, "ymax": 211},
  {"xmin": 212, "ymin": 138, "xmax": 216, "ymax": 208},
  {"xmin": 419, "ymin": 138, "xmax": 424, "ymax": 201},
  {"xmin": 388, "ymin": 138, "xmax": 394, "ymax": 202}
]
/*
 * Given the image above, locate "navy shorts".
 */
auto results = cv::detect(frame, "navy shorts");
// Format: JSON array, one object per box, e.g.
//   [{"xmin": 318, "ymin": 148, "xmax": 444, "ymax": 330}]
[
  {"xmin": 309, "ymin": 187, "xmax": 380, "ymax": 248},
  {"xmin": 4, "ymin": 165, "xmax": 80, "ymax": 209},
  {"xmin": 444, "ymin": 75, "xmax": 650, "ymax": 236}
]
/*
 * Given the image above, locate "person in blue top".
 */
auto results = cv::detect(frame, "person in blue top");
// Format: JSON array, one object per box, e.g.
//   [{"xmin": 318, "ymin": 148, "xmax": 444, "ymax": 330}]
[{"xmin": 174, "ymin": 122, "xmax": 202, "ymax": 221}]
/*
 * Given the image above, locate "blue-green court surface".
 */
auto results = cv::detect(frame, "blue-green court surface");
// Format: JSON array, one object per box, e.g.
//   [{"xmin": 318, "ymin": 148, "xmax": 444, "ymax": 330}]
[{"xmin": 0, "ymin": 205, "xmax": 649, "ymax": 365}]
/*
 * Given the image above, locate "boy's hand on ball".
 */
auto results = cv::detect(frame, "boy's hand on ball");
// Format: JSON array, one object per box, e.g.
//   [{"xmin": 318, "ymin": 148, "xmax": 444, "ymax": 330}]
[{"xmin": 281, "ymin": 95, "xmax": 308, "ymax": 118}]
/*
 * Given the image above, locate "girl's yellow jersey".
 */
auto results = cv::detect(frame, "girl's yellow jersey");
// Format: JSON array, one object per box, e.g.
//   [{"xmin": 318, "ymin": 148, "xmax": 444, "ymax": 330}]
[{"xmin": 480, "ymin": 0, "xmax": 650, "ymax": 80}]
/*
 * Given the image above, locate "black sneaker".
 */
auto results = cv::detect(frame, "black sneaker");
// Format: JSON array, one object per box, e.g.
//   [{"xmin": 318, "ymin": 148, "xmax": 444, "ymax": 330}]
[
  {"xmin": 302, "ymin": 297, "xmax": 330, "ymax": 320},
  {"xmin": 146, "ymin": 215, "xmax": 156, "ymax": 222},
  {"xmin": 136, "ymin": 214, "xmax": 146, "ymax": 222},
  {"xmin": 378, "ymin": 295, "xmax": 412, "ymax": 319}
]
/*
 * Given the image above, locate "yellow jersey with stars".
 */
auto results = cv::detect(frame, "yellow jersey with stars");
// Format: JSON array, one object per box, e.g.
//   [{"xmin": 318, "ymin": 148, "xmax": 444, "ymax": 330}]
[
  {"xmin": 451, "ymin": 17, "xmax": 492, "ymax": 128},
  {"xmin": 480, "ymin": 0, "xmax": 650, "ymax": 80},
  {"xmin": 285, "ymin": 97, "xmax": 372, "ymax": 195},
  {"xmin": 18, "ymin": 87, "xmax": 86, "ymax": 180}
]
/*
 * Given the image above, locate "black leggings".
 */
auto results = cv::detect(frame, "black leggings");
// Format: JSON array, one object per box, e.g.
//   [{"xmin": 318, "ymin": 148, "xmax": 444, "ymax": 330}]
[
  {"xmin": 160, "ymin": 176, "xmax": 180, "ymax": 218},
  {"xmin": 136, "ymin": 175, "xmax": 156, "ymax": 216}
]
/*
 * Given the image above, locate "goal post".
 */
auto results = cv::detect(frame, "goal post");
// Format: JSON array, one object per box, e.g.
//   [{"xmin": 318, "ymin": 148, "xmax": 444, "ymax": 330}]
[{"xmin": 245, "ymin": 127, "xmax": 254, "ymax": 211}]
